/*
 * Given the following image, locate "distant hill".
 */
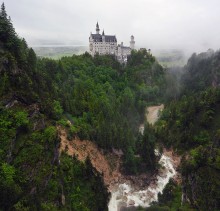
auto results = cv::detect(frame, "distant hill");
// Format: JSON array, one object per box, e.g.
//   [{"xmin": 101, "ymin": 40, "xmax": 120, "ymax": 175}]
[{"xmin": 153, "ymin": 49, "xmax": 188, "ymax": 67}]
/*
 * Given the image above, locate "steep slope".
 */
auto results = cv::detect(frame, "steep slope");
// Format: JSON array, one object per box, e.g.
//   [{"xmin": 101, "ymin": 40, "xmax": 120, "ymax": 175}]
[
  {"xmin": 0, "ymin": 4, "xmax": 110, "ymax": 210},
  {"xmin": 58, "ymin": 127, "xmax": 122, "ymax": 189},
  {"xmin": 182, "ymin": 49, "xmax": 220, "ymax": 93},
  {"xmin": 156, "ymin": 88, "xmax": 220, "ymax": 210}
]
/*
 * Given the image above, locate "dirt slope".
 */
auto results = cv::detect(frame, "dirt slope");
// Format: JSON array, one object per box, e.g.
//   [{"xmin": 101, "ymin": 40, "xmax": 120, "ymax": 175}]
[
  {"xmin": 58, "ymin": 127, "xmax": 121, "ymax": 189},
  {"xmin": 146, "ymin": 104, "xmax": 164, "ymax": 125}
]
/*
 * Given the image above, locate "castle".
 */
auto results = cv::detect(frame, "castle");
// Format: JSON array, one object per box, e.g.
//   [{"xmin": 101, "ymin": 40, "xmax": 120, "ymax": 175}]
[{"xmin": 89, "ymin": 22, "xmax": 135, "ymax": 63}]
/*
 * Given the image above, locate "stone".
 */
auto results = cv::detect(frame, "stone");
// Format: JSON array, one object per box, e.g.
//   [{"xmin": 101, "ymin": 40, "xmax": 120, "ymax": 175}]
[{"xmin": 128, "ymin": 199, "xmax": 135, "ymax": 206}]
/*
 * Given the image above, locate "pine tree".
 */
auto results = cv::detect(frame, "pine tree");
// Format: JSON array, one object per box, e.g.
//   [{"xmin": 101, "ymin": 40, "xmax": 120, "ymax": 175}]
[
  {"xmin": 141, "ymin": 123, "xmax": 156, "ymax": 169},
  {"xmin": 0, "ymin": 3, "xmax": 7, "ymax": 19},
  {"xmin": 0, "ymin": 3, "xmax": 17, "ymax": 49}
]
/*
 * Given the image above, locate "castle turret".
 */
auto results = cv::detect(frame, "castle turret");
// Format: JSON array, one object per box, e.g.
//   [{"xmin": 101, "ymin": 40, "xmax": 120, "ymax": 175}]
[
  {"xmin": 130, "ymin": 35, "xmax": 135, "ymax": 50},
  {"xmin": 96, "ymin": 22, "xmax": 100, "ymax": 34},
  {"xmin": 102, "ymin": 30, "xmax": 105, "ymax": 42}
]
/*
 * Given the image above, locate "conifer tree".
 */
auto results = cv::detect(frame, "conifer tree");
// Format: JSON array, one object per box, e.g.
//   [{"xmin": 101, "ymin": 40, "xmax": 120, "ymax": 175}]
[{"xmin": 0, "ymin": 3, "xmax": 17, "ymax": 49}]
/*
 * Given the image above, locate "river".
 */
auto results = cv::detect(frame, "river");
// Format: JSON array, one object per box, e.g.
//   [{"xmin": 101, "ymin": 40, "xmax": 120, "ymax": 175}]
[
  {"xmin": 108, "ymin": 151, "xmax": 176, "ymax": 210},
  {"xmin": 108, "ymin": 105, "xmax": 176, "ymax": 211}
]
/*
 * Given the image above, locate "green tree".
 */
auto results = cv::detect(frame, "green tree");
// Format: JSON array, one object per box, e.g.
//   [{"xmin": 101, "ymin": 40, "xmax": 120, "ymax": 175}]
[{"xmin": 140, "ymin": 123, "xmax": 156, "ymax": 169}]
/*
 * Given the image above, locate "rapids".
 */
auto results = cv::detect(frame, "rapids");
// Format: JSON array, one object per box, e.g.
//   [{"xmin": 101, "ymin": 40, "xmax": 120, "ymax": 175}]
[
  {"xmin": 108, "ymin": 105, "xmax": 174, "ymax": 211},
  {"xmin": 108, "ymin": 151, "xmax": 176, "ymax": 210}
]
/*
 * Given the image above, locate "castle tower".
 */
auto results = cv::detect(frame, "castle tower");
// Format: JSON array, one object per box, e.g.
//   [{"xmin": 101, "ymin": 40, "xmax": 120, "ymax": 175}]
[
  {"xmin": 130, "ymin": 35, "xmax": 135, "ymax": 50},
  {"xmin": 96, "ymin": 22, "xmax": 100, "ymax": 34},
  {"xmin": 102, "ymin": 30, "xmax": 105, "ymax": 42}
]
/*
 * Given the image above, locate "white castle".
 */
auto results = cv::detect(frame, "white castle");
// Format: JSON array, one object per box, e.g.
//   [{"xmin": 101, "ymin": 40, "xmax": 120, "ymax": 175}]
[{"xmin": 89, "ymin": 22, "xmax": 135, "ymax": 63}]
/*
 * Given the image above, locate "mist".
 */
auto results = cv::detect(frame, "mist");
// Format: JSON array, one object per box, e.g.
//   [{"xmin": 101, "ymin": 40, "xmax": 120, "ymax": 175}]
[{"xmin": 3, "ymin": 0, "xmax": 220, "ymax": 55}]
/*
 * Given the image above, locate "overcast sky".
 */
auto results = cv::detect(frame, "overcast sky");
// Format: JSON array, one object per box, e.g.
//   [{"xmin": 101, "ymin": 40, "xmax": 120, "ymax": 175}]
[{"xmin": 3, "ymin": 0, "xmax": 220, "ymax": 53}]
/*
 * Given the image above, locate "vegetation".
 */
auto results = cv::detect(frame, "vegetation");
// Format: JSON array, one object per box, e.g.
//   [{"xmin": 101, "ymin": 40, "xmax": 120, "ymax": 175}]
[
  {"xmin": 138, "ymin": 50, "xmax": 220, "ymax": 210},
  {"xmin": 0, "ymin": 104, "xmax": 109, "ymax": 210},
  {"xmin": 181, "ymin": 49, "xmax": 220, "ymax": 94},
  {"xmin": 0, "ymin": 4, "xmax": 166, "ymax": 209},
  {"xmin": 154, "ymin": 54, "xmax": 220, "ymax": 210},
  {"xmin": 0, "ymin": 4, "xmax": 110, "ymax": 210},
  {"xmin": 139, "ymin": 50, "xmax": 220, "ymax": 210}
]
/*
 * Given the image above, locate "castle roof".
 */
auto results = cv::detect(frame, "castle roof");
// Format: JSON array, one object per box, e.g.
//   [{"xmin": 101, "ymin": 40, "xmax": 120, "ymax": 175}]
[
  {"xmin": 120, "ymin": 46, "xmax": 131, "ymax": 49},
  {"xmin": 91, "ymin": 34, "xmax": 117, "ymax": 42}
]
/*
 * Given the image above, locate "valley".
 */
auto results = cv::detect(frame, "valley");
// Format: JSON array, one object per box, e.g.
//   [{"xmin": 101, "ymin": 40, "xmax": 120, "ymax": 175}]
[
  {"xmin": 0, "ymin": 3, "xmax": 220, "ymax": 210},
  {"xmin": 59, "ymin": 105, "xmax": 181, "ymax": 211}
]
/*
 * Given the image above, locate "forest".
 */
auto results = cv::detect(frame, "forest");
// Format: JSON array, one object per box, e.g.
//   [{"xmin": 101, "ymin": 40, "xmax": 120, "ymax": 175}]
[
  {"xmin": 0, "ymin": 3, "xmax": 220, "ymax": 211},
  {"xmin": 0, "ymin": 3, "xmax": 165, "ymax": 210}
]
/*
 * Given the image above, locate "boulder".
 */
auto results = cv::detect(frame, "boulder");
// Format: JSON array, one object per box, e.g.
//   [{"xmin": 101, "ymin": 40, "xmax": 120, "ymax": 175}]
[{"xmin": 128, "ymin": 199, "xmax": 135, "ymax": 206}]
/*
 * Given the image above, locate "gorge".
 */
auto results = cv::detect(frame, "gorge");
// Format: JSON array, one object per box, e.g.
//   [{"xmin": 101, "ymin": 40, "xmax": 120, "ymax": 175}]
[
  {"xmin": 108, "ymin": 105, "xmax": 179, "ymax": 211},
  {"xmin": 58, "ymin": 105, "xmax": 179, "ymax": 210},
  {"xmin": 58, "ymin": 105, "xmax": 180, "ymax": 211}
]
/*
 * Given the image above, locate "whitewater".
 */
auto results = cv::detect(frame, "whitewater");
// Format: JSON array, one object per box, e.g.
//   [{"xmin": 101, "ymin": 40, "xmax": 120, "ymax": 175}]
[
  {"xmin": 108, "ymin": 151, "xmax": 176, "ymax": 210},
  {"xmin": 108, "ymin": 105, "xmax": 176, "ymax": 211}
]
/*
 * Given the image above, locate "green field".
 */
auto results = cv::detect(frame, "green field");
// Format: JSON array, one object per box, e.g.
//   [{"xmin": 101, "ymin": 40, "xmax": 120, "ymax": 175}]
[{"xmin": 33, "ymin": 46, "xmax": 88, "ymax": 59}]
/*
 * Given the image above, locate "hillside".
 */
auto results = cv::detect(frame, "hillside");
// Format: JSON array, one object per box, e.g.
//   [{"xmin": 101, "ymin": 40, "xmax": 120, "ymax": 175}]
[
  {"xmin": 0, "ymin": 4, "xmax": 167, "ymax": 210},
  {"xmin": 154, "ymin": 88, "xmax": 220, "ymax": 210}
]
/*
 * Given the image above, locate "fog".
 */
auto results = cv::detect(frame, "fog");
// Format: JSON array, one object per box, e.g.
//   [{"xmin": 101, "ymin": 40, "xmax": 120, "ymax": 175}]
[{"xmin": 3, "ymin": 0, "xmax": 220, "ymax": 54}]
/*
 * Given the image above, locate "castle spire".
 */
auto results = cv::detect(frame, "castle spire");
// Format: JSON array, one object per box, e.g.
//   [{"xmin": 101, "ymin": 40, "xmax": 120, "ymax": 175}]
[
  {"xmin": 130, "ymin": 35, "xmax": 135, "ymax": 50},
  {"xmin": 96, "ymin": 22, "xmax": 100, "ymax": 34},
  {"xmin": 102, "ymin": 29, "xmax": 105, "ymax": 42}
]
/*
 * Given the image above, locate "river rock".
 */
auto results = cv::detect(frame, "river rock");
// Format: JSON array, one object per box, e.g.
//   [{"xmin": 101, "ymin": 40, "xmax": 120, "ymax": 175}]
[
  {"xmin": 120, "ymin": 206, "xmax": 137, "ymax": 211},
  {"xmin": 116, "ymin": 195, "xmax": 122, "ymax": 200},
  {"xmin": 118, "ymin": 201, "xmax": 127, "ymax": 211},
  {"xmin": 147, "ymin": 190, "xmax": 155, "ymax": 199},
  {"xmin": 128, "ymin": 199, "xmax": 135, "ymax": 206},
  {"xmin": 150, "ymin": 182, "xmax": 157, "ymax": 189},
  {"xmin": 122, "ymin": 195, "xmax": 128, "ymax": 202}
]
